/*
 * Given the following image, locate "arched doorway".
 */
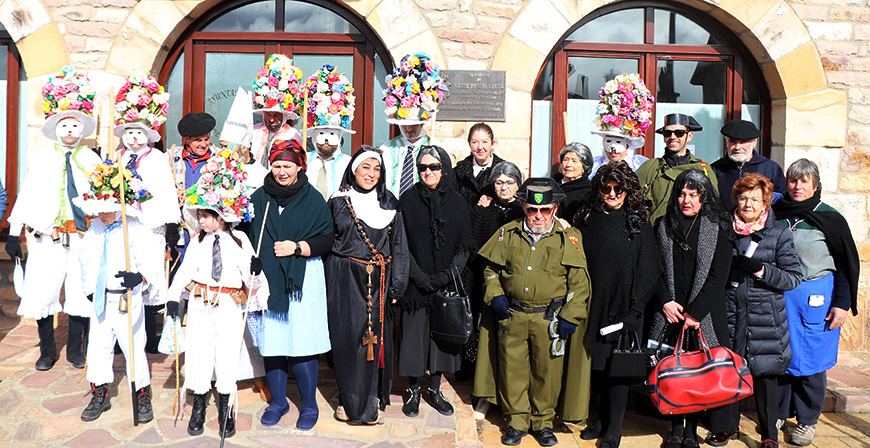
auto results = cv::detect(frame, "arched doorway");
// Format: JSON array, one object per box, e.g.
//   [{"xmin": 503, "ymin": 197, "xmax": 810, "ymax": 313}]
[{"xmin": 0, "ymin": 23, "xmax": 27, "ymax": 228}]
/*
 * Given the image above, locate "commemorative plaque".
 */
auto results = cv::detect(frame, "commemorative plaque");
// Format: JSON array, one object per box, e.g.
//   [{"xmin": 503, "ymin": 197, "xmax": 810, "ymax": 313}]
[{"xmin": 437, "ymin": 70, "xmax": 506, "ymax": 122}]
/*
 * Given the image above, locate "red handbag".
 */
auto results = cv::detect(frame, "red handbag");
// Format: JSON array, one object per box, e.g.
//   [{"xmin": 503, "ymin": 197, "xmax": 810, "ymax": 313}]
[{"xmin": 646, "ymin": 326, "xmax": 754, "ymax": 415}]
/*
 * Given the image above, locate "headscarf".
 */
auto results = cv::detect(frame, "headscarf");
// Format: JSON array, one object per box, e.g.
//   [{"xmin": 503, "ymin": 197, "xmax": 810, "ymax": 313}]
[
  {"xmin": 269, "ymin": 139, "xmax": 307, "ymax": 169},
  {"xmin": 334, "ymin": 146, "xmax": 397, "ymax": 229},
  {"xmin": 665, "ymin": 169, "xmax": 730, "ymax": 244},
  {"xmin": 264, "ymin": 139, "xmax": 309, "ymax": 207},
  {"xmin": 413, "ymin": 145, "xmax": 454, "ymax": 250}
]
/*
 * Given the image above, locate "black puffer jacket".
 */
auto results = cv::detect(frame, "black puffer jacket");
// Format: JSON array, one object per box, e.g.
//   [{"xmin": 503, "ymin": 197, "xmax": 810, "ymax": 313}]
[
  {"xmin": 726, "ymin": 211, "xmax": 802, "ymax": 376},
  {"xmin": 453, "ymin": 153, "xmax": 504, "ymax": 209}
]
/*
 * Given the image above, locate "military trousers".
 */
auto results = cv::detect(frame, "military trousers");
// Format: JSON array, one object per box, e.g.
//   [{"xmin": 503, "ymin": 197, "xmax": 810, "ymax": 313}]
[{"xmin": 497, "ymin": 309, "xmax": 564, "ymax": 431}]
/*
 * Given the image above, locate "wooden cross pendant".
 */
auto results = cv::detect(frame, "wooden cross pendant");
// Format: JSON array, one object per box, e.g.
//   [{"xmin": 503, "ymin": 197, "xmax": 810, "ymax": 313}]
[{"xmin": 362, "ymin": 331, "xmax": 377, "ymax": 361}]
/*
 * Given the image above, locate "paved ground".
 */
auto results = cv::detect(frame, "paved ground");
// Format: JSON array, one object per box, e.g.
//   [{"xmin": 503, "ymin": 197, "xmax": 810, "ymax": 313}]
[{"xmin": 2, "ymin": 316, "xmax": 870, "ymax": 447}]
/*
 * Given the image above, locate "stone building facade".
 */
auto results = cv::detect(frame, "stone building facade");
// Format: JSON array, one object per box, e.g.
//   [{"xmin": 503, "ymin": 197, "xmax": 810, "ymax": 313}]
[{"xmin": 0, "ymin": 0, "xmax": 868, "ymax": 350}]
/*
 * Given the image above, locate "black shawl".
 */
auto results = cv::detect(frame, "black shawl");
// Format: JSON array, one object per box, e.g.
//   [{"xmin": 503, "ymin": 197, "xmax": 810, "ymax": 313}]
[
  {"xmin": 553, "ymin": 173, "xmax": 591, "ymax": 222},
  {"xmin": 453, "ymin": 153, "xmax": 504, "ymax": 208},
  {"xmin": 772, "ymin": 190, "xmax": 860, "ymax": 315}
]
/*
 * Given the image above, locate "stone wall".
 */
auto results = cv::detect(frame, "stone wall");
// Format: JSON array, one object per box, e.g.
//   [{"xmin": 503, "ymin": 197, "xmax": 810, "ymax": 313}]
[{"xmin": 0, "ymin": 0, "xmax": 868, "ymax": 350}]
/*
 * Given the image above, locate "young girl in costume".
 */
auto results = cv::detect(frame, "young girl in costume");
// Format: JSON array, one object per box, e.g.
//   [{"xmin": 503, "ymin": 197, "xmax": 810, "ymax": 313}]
[{"xmin": 166, "ymin": 149, "xmax": 266, "ymax": 438}]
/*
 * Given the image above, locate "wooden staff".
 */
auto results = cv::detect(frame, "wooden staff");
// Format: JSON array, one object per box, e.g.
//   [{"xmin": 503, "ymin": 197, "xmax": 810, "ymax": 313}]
[
  {"xmin": 301, "ymin": 88, "xmax": 309, "ymax": 148},
  {"xmin": 95, "ymin": 105, "xmax": 103, "ymax": 159},
  {"xmin": 116, "ymin": 134, "xmax": 139, "ymax": 426},
  {"xmin": 220, "ymin": 201, "xmax": 270, "ymax": 448},
  {"xmin": 108, "ymin": 88, "xmax": 117, "ymax": 162}
]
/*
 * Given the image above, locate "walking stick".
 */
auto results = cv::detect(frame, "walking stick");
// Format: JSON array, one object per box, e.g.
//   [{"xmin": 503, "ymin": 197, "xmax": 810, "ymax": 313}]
[
  {"xmin": 117, "ymin": 140, "xmax": 139, "ymax": 426},
  {"xmin": 302, "ymin": 89, "xmax": 309, "ymax": 149},
  {"xmin": 220, "ymin": 201, "xmax": 270, "ymax": 448},
  {"xmin": 108, "ymin": 88, "xmax": 117, "ymax": 162}
]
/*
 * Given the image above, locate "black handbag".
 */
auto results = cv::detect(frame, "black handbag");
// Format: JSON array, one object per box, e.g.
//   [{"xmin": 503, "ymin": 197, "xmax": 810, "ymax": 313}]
[
  {"xmin": 429, "ymin": 266, "xmax": 473, "ymax": 345},
  {"xmin": 607, "ymin": 330, "xmax": 651, "ymax": 379}
]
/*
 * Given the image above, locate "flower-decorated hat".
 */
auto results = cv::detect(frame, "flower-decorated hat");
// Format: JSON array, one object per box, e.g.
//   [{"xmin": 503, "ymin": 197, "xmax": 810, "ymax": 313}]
[
  {"xmin": 591, "ymin": 73, "xmax": 654, "ymax": 149},
  {"xmin": 383, "ymin": 53, "xmax": 448, "ymax": 125},
  {"xmin": 305, "ymin": 64, "xmax": 356, "ymax": 145},
  {"xmin": 252, "ymin": 54, "xmax": 304, "ymax": 120},
  {"xmin": 182, "ymin": 148, "xmax": 253, "ymax": 227},
  {"xmin": 73, "ymin": 159, "xmax": 153, "ymax": 219},
  {"xmin": 41, "ymin": 66, "xmax": 97, "ymax": 140},
  {"xmin": 113, "ymin": 72, "xmax": 171, "ymax": 143}
]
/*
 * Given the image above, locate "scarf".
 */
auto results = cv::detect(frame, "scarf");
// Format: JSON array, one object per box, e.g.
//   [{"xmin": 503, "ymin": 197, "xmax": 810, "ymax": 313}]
[
  {"xmin": 733, "ymin": 208, "xmax": 768, "ymax": 235},
  {"xmin": 182, "ymin": 147, "xmax": 210, "ymax": 171},
  {"xmin": 773, "ymin": 189, "xmax": 861, "ymax": 315},
  {"xmin": 263, "ymin": 171, "xmax": 308, "ymax": 207},
  {"xmin": 663, "ymin": 151, "xmax": 691, "ymax": 169}
]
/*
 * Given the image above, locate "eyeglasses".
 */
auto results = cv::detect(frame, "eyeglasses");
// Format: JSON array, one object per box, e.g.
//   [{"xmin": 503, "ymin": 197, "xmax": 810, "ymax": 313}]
[
  {"xmin": 661, "ymin": 129, "xmax": 688, "ymax": 138},
  {"xmin": 736, "ymin": 196, "xmax": 763, "ymax": 205},
  {"xmin": 599, "ymin": 184, "xmax": 625, "ymax": 195},
  {"xmin": 417, "ymin": 163, "xmax": 443, "ymax": 172},
  {"xmin": 494, "ymin": 180, "xmax": 517, "ymax": 187},
  {"xmin": 525, "ymin": 206, "xmax": 554, "ymax": 216}
]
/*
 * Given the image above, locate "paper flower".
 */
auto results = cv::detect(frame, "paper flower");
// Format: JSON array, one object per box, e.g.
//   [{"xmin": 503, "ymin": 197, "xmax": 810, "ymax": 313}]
[
  {"xmin": 42, "ymin": 66, "xmax": 96, "ymax": 118},
  {"xmin": 81, "ymin": 159, "xmax": 154, "ymax": 206},
  {"xmin": 593, "ymin": 73, "xmax": 654, "ymax": 138},
  {"xmin": 382, "ymin": 53, "xmax": 448, "ymax": 123},
  {"xmin": 183, "ymin": 149, "xmax": 253, "ymax": 223},
  {"xmin": 304, "ymin": 64, "xmax": 356, "ymax": 129},
  {"xmin": 252, "ymin": 54, "xmax": 304, "ymax": 116},
  {"xmin": 114, "ymin": 72, "xmax": 170, "ymax": 130}
]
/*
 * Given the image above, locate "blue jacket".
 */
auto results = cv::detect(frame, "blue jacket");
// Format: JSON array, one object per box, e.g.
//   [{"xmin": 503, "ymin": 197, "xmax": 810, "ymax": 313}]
[{"xmin": 711, "ymin": 151, "xmax": 786, "ymax": 211}]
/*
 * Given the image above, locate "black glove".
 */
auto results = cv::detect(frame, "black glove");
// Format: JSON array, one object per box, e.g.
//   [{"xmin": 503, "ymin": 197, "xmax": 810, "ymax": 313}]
[
  {"xmin": 5, "ymin": 237, "xmax": 21, "ymax": 259},
  {"xmin": 430, "ymin": 270, "xmax": 452, "ymax": 290},
  {"xmin": 251, "ymin": 256, "xmax": 263, "ymax": 275},
  {"xmin": 115, "ymin": 271, "xmax": 143, "ymax": 289},
  {"xmin": 415, "ymin": 274, "xmax": 435, "ymax": 294},
  {"xmin": 165, "ymin": 223, "xmax": 180, "ymax": 246},
  {"xmin": 491, "ymin": 295, "xmax": 510, "ymax": 321},
  {"xmin": 622, "ymin": 312, "xmax": 643, "ymax": 333},
  {"xmin": 557, "ymin": 318, "xmax": 577, "ymax": 339},
  {"xmin": 87, "ymin": 294, "xmax": 94, "ymax": 302},
  {"xmin": 733, "ymin": 255, "xmax": 763, "ymax": 275},
  {"xmin": 166, "ymin": 301, "xmax": 179, "ymax": 318}
]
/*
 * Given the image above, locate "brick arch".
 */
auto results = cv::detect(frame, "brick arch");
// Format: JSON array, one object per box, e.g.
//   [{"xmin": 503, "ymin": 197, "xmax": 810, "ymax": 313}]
[{"xmin": 0, "ymin": 0, "xmax": 67, "ymax": 76}]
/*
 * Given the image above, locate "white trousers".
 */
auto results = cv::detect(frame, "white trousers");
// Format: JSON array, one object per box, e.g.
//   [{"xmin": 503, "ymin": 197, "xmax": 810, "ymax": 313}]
[
  {"xmin": 86, "ymin": 292, "xmax": 150, "ymax": 389},
  {"xmin": 184, "ymin": 293, "xmax": 245, "ymax": 394},
  {"xmin": 18, "ymin": 232, "xmax": 91, "ymax": 319}
]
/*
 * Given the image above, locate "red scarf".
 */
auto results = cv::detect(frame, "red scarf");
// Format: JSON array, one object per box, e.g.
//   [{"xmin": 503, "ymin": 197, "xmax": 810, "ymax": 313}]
[{"xmin": 182, "ymin": 147, "xmax": 210, "ymax": 170}]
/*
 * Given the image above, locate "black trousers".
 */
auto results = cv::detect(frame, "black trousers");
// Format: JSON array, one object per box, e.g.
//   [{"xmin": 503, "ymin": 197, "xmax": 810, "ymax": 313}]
[
  {"xmin": 778, "ymin": 372, "xmax": 826, "ymax": 426},
  {"xmin": 753, "ymin": 375, "xmax": 780, "ymax": 441}
]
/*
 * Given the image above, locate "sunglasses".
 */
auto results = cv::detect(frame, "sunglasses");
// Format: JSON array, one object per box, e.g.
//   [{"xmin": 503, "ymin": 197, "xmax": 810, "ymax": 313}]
[
  {"xmin": 417, "ymin": 163, "xmax": 443, "ymax": 172},
  {"xmin": 661, "ymin": 129, "xmax": 688, "ymax": 138},
  {"xmin": 525, "ymin": 206, "xmax": 554, "ymax": 216},
  {"xmin": 417, "ymin": 163, "xmax": 442, "ymax": 173},
  {"xmin": 599, "ymin": 184, "xmax": 625, "ymax": 195}
]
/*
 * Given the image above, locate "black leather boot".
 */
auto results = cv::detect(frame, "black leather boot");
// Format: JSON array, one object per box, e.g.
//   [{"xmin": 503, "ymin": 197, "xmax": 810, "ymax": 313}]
[
  {"xmin": 428, "ymin": 388, "xmax": 455, "ymax": 416},
  {"xmin": 81, "ymin": 383, "xmax": 111, "ymax": 421},
  {"xmin": 66, "ymin": 315, "xmax": 88, "ymax": 369},
  {"xmin": 402, "ymin": 387, "xmax": 421, "ymax": 417},
  {"xmin": 188, "ymin": 393, "xmax": 207, "ymax": 436},
  {"xmin": 36, "ymin": 316, "xmax": 57, "ymax": 371},
  {"xmin": 218, "ymin": 393, "xmax": 236, "ymax": 438},
  {"xmin": 136, "ymin": 385, "xmax": 153, "ymax": 423}
]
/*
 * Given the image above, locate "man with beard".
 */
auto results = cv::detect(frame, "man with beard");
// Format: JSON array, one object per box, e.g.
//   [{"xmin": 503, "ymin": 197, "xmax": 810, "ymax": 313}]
[
  {"xmin": 636, "ymin": 113, "xmax": 718, "ymax": 223},
  {"xmin": 711, "ymin": 119, "xmax": 786, "ymax": 211},
  {"xmin": 251, "ymin": 111, "xmax": 302, "ymax": 168}
]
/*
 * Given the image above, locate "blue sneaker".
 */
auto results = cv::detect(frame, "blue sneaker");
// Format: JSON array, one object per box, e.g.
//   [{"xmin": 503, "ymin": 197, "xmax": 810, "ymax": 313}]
[
  {"xmin": 260, "ymin": 401, "xmax": 290, "ymax": 426},
  {"xmin": 296, "ymin": 408, "xmax": 319, "ymax": 431}
]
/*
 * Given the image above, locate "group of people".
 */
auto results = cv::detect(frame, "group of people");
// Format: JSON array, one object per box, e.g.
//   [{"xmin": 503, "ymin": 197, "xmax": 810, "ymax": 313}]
[{"xmin": 3, "ymin": 61, "xmax": 859, "ymax": 448}]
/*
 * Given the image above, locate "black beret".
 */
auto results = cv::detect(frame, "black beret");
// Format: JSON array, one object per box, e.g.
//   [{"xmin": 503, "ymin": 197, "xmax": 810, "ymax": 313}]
[
  {"xmin": 516, "ymin": 178, "xmax": 567, "ymax": 205},
  {"xmin": 178, "ymin": 112, "xmax": 216, "ymax": 137},
  {"xmin": 655, "ymin": 113, "xmax": 703, "ymax": 133},
  {"xmin": 720, "ymin": 119, "xmax": 760, "ymax": 140}
]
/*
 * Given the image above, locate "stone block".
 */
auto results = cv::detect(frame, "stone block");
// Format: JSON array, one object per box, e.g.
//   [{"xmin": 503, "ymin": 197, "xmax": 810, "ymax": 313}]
[
  {"xmin": 507, "ymin": 0, "xmax": 570, "ymax": 55},
  {"xmin": 438, "ymin": 28, "xmax": 498, "ymax": 45},
  {"xmin": 828, "ymin": 71, "xmax": 870, "ymax": 87},
  {"xmin": 792, "ymin": 4, "xmax": 831, "ymax": 21},
  {"xmin": 66, "ymin": 35, "xmax": 87, "ymax": 53},
  {"xmin": 85, "ymin": 37, "xmax": 114, "ymax": 53},
  {"xmin": 712, "ymin": 0, "xmax": 779, "ymax": 31},
  {"xmin": 849, "ymin": 105, "xmax": 870, "ymax": 125},
  {"xmin": 491, "ymin": 35, "xmax": 543, "ymax": 91},
  {"xmin": 374, "ymin": 0, "xmax": 428, "ymax": 49},
  {"xmin": 774, "ymin": 42, "xmax": 828, "ymax": 98},
  {"xmin": 445, "ymin": 57, "xmax": 487, "ymax": 70},
  {"xmin": 817, "ymin": 41, "xmax": 860, "ymax": 56},
  {"xmin": 39, "ymin": 414, "xmax": 83, "ymax": 441},
  {"xmin": 344, "ymin": 0, "xmax": 378, "ymax": 18},
  {"xmin": 52, "ymin": 6, "xmax": 93, "ymax": 22},
  {"xmin": 442, "ymin": 42, "xmax": 462, "ymax": 57},
  {"xmin": 752, "ymin": 1, "xmax": 812, "ymax": 61},
  {"xmin": 849, "ymin": 125, "xmax": 870, "ymax": 146},
  {"xmin": 459, "ymin": 0, "xmax": 472, "ymax": 12},
  {"xmin": 781, "ymin": 90, "xmax": 848, "ymax": 147},
  {"xmin": 822, "ymin": 56, "xmax": 848, "ymax": 71},
  {"xmin": 0, "ymin": 0, "xmax": 52, "ymax": 42},
  {"xmin": 857, "ymin": 24, "xmax": 870, "ymax": 41},
  {"xmin": 822, "ymin": 193, "xmax": 869, "ymax": 243},
  {"xmin": 416, "ymin": 0, "xmax": 458, "ymax": 11},
  {"xmin": 783, "ymin": 146, "xmax": 841, "ymax": 192},
  {"xmin": 830, "ymin": 6, "xmax": 870, "ymax": 22},
  {"xmin": 841, "ymin": 173, "xmax": 870, "ymax": 193},
  {"xmin": 464, "ymin": 43, "xmax": 493, "ymax": 60},
  {"xmin": 92, "ymin": 7, "xmax": 132, "ymax": 23},
  {"xmin": 65, "ymin": 22, "xmax": 121, "ymax": 38},
  {"xmin": 389, "ymin": 30, "xmax": 445, "ymax": 69},
  {"xmin": 851, "ymin": 57, "xmax": 870, "ymax": 71},
  {"xmin": 806, "ymin": 22, "xmax": 853, "ymax": 41},
  {"xmin": 473, "ymin": 1, "xmax": 522, "ymax": 19},
  {"xmin": 15, "ymin": 26, "xmax": 67, "ymax": 77},
  {"xmin": 424, "ymin": 11, "xmax": 451, "ymax": 28},
  {"xmin": 477, "ymin": 16, "xmax": 508, "ymax": 34},
  {"xmin": 390, "ymin": 420, "xmax": 418, "ymax": 438},
  {"xmin": 69, "ymin": 52, "xmax": 109, "ymax": 70},
  {"xmin": 64, "ymin": 429, "xmax": 119, "ymax": 448},
  {"xmin": 453, "ymin": 13, "xmax": 475, "ymax": 29}
]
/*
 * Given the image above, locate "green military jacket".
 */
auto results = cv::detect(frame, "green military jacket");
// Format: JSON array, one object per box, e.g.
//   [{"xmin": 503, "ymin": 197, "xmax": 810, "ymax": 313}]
[
  {"xmin": 478, "ymin": 219, "xmax": 591, "ymax": 325},
  {"xmin": 636, "ymin": 154, "xmax": 718, "ymax": 224}
]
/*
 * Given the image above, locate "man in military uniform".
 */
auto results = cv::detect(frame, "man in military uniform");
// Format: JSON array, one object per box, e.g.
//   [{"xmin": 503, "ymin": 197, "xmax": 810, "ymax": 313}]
[
  {"xmin": 636, "ymin": 113, "xmax": 718, "ymax": 223},
  {"xmin": 478, "ymin": 178, "xmax": 591, "ymax": 447}
]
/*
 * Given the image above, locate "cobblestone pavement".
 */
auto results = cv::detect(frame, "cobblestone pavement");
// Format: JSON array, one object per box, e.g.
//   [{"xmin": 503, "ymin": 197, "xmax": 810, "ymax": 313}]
[{"xmin": 2, "ymin": 317, "xmax": 870, "ymax": 447}]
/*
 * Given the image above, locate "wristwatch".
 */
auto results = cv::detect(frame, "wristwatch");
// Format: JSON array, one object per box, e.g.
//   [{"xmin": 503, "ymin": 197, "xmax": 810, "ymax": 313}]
[{"xmin": 294, "ymin": 241, "xmax": 302, "ymax": 256}]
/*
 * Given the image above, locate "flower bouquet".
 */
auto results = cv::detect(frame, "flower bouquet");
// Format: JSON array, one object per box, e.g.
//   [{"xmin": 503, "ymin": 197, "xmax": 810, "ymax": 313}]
[{"xmin": 383, "ymin": 53, "xmax": 448, "ymax": 124}]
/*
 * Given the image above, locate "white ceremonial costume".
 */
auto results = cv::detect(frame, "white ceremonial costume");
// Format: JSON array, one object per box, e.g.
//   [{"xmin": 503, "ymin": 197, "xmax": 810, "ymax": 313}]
[
  {"xmin": 167, "ymin": 229, "xmax": 267, "ymax": 395},
  {"xmin": 306, "ymin": 151, "xmax": 350, "ymax": 199},
  {"xmin": 251, "ymin": 123, "xmax": 301, "ymax": 167},
  {"xmin": 378, "ymin": 133, "xmax": 433, "ymax": 197},
  {"xmin": 8, "ymin": 144, "xmax": 101, "ymax": 319},
  {"xmin": 78, "ymin": 218, "xmax": 164, "ymax": 388}
]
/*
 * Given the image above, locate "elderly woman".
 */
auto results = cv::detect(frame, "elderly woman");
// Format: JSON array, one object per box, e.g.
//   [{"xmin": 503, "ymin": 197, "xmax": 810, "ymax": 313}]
[
  {"xmin": 248, "ymin": 139, "xmax": 334, "ymax": 430},
  {"xmin": 469, "ymin": 161, "xmax": 524, "ymax": 418},
  {"xmin": 454, "ymin": 122, "xmax": 504, "ymax": 208},
  {"xmin": 772, "ymin": 159, "xmax": 860, "ymax": 446},
  {"xmin": 325, "ymin": 147, "xmax": 409, "ymax": 424},
  {"xmin": 399, "ymin": 145, "xmax": 474, "ymax": 418},
  {"xmin": 724, "ymin": 173, "xmax": 801, "ymax": 448},
  {"xmin": 572, "ymin": 161, "xmax": 659, "ymax": 448},
  {"xmin": 647, "ymin": 170, "xmax": 734, "ymax": 448},
  {"xmin": 553, "ymin": 142, "xmax": 593, "ymax": 222}
]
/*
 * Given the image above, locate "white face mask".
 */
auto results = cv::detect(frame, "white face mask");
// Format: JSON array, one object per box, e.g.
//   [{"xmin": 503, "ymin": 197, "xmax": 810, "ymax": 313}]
[
  {"xmin": 603, "ymin": 137, "xmax": 628, "ymax": 154},
  {"xmin": 55, "ymin": 117, "xmax": 84, "ymax": 146},
  {"xmin": 314, "ymin": 129, "xmax": 340, "ymax": 147},
  {"xmin": 123, "ymin": 128, "xmax": 148, "ymax": 150}
]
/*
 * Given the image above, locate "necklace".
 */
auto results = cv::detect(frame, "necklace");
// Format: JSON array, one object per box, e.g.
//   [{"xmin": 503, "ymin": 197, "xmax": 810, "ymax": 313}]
[
  {"xmin": 344, "ymin": 195, "xmax": 393, "ymax": 368},
  {"xmin": 678, "ymin": 213, "xmax": 700, "ymax": 252}
]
